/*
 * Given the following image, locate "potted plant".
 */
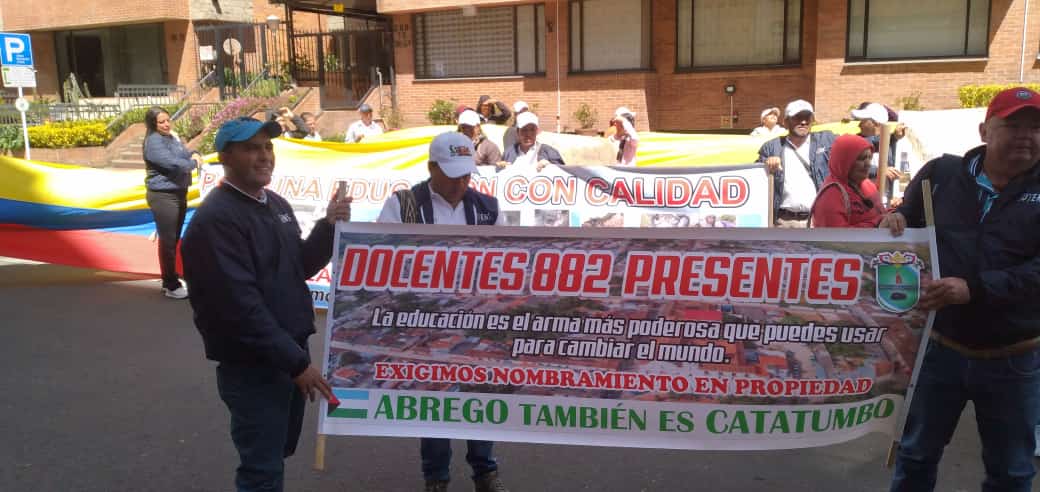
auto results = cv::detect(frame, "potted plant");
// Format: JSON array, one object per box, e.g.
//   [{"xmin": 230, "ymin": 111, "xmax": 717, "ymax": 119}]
[{"xmin": 573, "ymin": 103, "xmax": 599, "ymax": 136}]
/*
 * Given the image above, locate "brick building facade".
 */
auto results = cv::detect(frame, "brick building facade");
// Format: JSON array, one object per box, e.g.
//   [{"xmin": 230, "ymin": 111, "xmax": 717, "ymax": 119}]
[{"xmin": 381, "ymin": 0, "xmax": 1040, "ymax": 131}]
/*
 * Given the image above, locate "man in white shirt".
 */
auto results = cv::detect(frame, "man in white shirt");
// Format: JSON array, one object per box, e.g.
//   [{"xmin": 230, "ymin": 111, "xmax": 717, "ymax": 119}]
[
  {"xmin": 376, "ymin": 133, "xmax": 508, "ymax": 492},
  {"xmin": 498, "ymin": 112, "xmax": 565, "ymax": 171},
  {"xmin": 757, "ymin": 99, "xmax": 837, "ymax": 227},
  {"xmin": 345, "ymin": 104, "xmax": 383, "ymax": 143}
]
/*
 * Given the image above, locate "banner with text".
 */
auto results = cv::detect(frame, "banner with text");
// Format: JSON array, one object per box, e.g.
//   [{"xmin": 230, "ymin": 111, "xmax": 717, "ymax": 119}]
[
  {"xmin": 318, "ymin": 224, "xmax": 935, "ymax": 450},
  {"xmin": 200, "ymin": 163, "xmax": 770, "ymax": 309}
]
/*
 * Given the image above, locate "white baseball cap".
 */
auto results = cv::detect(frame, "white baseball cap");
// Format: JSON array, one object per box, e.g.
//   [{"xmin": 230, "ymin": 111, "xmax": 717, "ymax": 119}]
[
  {"xmin": 513, "ymin": 101, "xmax": 530, "ymax": 113},
  {"xmin": 615, "ymin": 106, "xmax": 636, "ymax": 119},
  {"xmin": 785, "ymin": 99, "xmax": 814, "ymax": 118},
  {"xmin": 458, "ymin": 109, "xmax": 481, "ymax": 127},
  {"xmin": 516, "ymin": 112, "xmax": 539, "ymax": 129},
  {"xmin": 851, "ymin": 103, "xmax": 890, "ymax": 123},
  {"xmin": 428, "ymin": 132, "xmax": 477, "ymax": 178}
]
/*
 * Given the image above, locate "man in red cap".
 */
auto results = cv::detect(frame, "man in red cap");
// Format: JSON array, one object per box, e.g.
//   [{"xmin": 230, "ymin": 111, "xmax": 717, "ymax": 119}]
[{"xmin": 881, "ymin": 87, "xmax": 1040, "ymax": 491}]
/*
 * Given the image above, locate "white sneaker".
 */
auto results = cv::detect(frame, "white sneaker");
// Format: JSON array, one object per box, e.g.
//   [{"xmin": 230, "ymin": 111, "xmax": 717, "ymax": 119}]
[
  {"xmin": 162, "ymin": 286, "xmax": 188, "ymax": 299},
  {"xmin": 1035, "ymin": 425, "xmax": 1040, "ymax": 457}
]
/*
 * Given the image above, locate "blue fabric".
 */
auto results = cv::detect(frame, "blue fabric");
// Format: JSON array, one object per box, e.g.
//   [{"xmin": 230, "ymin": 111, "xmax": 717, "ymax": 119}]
[
  {"xmin": 215, "ymin": 117, "xmax": 282, "ymax": 152},
  {"xmin": 968, "ymin": 155, "xmax": 1000, "ymax": 221},
  {"xmin": 144, "ymin": 132, "xmax": 195, "ymax": 191},
  {"xmin": 217, "ymin": 363, "xmax": 305, "ymax": 492},
  {"xmin": 890, "ymin": 342, "xmax": 1040, "ymax": 492},
  {"xmin": 420, "ymin": 438, "xmax": 497, "ymax": 482}
]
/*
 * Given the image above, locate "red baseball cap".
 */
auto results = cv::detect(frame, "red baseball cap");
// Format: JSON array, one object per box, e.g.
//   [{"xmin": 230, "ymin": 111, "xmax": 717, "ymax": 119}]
[{"xmin": 986, "ymin": 87, "xmax": 1040, "ymax": 121}]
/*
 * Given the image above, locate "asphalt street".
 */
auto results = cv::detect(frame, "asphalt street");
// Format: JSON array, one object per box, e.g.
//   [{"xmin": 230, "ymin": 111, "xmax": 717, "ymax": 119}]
[{"xmin": 0, "ymin": 259, "xmax": 1027, "ymax": 492}]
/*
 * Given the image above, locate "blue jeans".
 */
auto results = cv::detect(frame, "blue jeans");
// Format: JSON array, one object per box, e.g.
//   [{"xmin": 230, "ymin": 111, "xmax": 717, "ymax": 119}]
[
  {"xmin": 420, "ymin": 438, "xmax": 497, "ymax": 482},
  {"xmin": 891, "ymin": 341, "xmax": 1040, "ymax": 492},
  {"xmin": 217, "ymin": 363, "xmax": 305, "ymax": 492}
]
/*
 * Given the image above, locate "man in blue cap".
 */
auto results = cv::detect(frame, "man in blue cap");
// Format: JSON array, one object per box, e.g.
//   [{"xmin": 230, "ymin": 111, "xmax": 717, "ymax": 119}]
[
  {"xmin": 181, "ymin": 117, "xmax": 352, "ymax": 492},
  {"xmin": 346, "ymin": 103, "xmax": 384, "ymax": 143}
]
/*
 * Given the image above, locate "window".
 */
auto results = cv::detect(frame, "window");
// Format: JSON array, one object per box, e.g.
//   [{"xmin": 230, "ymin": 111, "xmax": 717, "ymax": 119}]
[
  {"xmin": 414, "ymin": 5, "xmax": 545, "ymax": 79},
  {"xmin": 569, "ymin": 0, "xmax": 652, "ymax": 72},
  {"xmin": 676, "ymin": 0, "xmax": 801, "ymax": 70},
  {"xmin": 846, "ymin": 0, "xmax": 989, "ymax": 61}
]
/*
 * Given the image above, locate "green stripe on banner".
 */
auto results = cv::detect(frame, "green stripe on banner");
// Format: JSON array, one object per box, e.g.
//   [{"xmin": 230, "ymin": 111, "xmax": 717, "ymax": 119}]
[{"xmin": 329, "ymin": 408, "xmax": 368, "ymax": 419}]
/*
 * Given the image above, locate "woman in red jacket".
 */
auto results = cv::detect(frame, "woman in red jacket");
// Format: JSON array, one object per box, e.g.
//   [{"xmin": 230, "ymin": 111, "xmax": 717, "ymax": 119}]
[{"xmin": 810, "ymin": 134, "xmax": 884, "ymax": 228}]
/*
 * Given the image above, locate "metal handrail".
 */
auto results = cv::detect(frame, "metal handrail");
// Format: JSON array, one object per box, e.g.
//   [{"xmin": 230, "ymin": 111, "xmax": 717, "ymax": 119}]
[{"xmin": 171, "ymin": 70, "xmax": 218, "ymax": 121}]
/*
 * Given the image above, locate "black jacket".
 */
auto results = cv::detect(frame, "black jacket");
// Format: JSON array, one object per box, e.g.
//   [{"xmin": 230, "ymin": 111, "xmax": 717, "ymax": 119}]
[
  {"xmin": 181, "ymin": 184, "xmax": 333, "ymax": 376},
  {"xmin": 757, "ymin": 131, "xmax": 836, "ymax": 216},
  {"xmin": 899, "ymin": 145, "xmax": 1040, "ymax": 349}
]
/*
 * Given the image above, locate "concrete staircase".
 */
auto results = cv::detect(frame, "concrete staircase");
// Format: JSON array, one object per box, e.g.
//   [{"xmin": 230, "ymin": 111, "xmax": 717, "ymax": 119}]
[{"xmin": 108, "ymin": 136, "xmax": 146, "ymax": 169}]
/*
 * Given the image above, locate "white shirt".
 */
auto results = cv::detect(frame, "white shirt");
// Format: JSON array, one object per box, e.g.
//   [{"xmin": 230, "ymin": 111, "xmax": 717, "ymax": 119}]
[
  {"xmin": 512, "ymin": 143, "xmax": 540, "ymax": 168},
  {"xmin": 303, "ymin": 132, "xmax": 322, "ymax": 142},
  {"xmin": 346, "ymin": 120, "xmax": 383, "ymax": 143},
  {"xmin": 377, "ymin": 185, "xmax": 507, "ymax": 225},
  {"xmin": 750, "ymin": 125, "xmax": 786, "ymax": 138},
  {"xmin": 779, "ymin": 136, "xmax": 817, "ymax": 213}
]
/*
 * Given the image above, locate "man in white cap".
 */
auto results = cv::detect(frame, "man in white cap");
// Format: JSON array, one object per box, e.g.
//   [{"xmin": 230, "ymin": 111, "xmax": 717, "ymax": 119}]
[
  {"xmin": 345, "ymin": 104, "xmax": 383, "ymax": 143},
  {"xmin": 376, "ymin": 132, "xmax": 508, "ymax": 492},
  {"xmin": 756, "ymin": 99, "xmax": 837, "ymax": 227},
  {"xmin": 750, "ymin": 107, "xmax": 784, "ymax": 137},
  {"xmin": 852, "ymin": 102, "xmax": 906, "ymax": 185},
  {"xmin": 503, "ymin": 101, "xmax": 530, "ymax": 150},
  {"xmin": 499, "ymin": 112, "xmax": 565, "ymax": 170},
  {"xmin": 458, "ymin": 109, "xmax": 501, "ymax": 166},
  {"xmin": 609, "ymin": 106, "xmax": 639, "ymax": 166}
]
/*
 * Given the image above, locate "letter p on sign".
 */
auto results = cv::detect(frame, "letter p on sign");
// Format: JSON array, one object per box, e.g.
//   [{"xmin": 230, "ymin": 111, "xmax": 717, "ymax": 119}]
[{"xmin": 0, "ymin": 33, "xmax": 33, "ymax": 67}]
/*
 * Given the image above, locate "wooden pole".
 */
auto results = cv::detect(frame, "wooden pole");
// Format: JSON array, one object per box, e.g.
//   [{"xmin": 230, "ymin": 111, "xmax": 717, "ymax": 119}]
[
  {"xmin": 768, "ymin": 171, "xmax": 775, "ymax": 227},
  {"xmin": 877, "ymin": 123, "xmax": 892, "ymax": 205},
  {"xmin": 885, "ymin": 179, "xmax": 936, "ymax": 469},
  {"xmin": 314, "ymin": 434, "xmax": 327, "ymax": 471},
  {"xmin": 314, "ymin": 180, "xmax": 347, "ymax": 472}
]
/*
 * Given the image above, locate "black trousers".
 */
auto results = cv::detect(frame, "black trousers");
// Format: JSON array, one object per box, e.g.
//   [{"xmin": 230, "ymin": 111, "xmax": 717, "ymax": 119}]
[{"xmin": 146, "ymin": 189, "xmax": 188, "ymax": 290}]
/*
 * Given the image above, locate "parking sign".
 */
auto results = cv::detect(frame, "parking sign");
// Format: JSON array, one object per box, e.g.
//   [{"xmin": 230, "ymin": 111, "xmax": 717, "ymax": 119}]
[
  {"xmin": 0, "ymin": 33, "xmax": 33, "ymax": 67},
  {"xmin": 0, "ymin": 32, "xmax": 35, "ymax": 88}
]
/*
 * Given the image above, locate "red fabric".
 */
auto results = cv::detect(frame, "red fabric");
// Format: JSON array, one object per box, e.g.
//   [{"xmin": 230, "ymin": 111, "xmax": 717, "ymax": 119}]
[
  {"xmin": 0, "ymin": 224, "xmax": 168, "ymax": 275},
  {"xmin": 811, "ymin": 134, "xmax": 884, "ymax": 228}
]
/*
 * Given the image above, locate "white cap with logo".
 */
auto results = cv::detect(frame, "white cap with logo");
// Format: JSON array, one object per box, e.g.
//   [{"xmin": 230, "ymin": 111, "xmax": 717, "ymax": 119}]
[
  {"xmin": 850, "ymin": 103, "xmax": 890, "ymax": 123},
  {"xmin": 516, "ymin": 112, "xmax": 540, "ymax": 129},
  {"xmin": 785, "ymin": 99, "xmax": 814, "ymax": 118},
  {"xmin": 458, "ymin": 110, "xmax": 481, "ymax": 127},
  {"xmin": 513, "ymin": 101, "xmax": 530, "ymax": 113},
  {"xmin": 429, "ymin": 132, "xmax": 477, "ymax": 178}
]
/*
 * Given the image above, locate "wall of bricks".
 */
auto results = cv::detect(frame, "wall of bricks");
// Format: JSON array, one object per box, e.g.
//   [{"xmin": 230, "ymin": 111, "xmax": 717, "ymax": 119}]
[
  {"xmin": 389, "ymin": 0, "xmax": 816, "ymax": 131},
  {"xmin": 1, "ymin": 0, "xmax": 188, "ymax": 31},
  {"xmin": 812, "ymin": 0, "xmax": 1040, "ymax": 123},
  {"xmin": 386, "ymin": 0, "xmax": 1038, "ymax": 131}
]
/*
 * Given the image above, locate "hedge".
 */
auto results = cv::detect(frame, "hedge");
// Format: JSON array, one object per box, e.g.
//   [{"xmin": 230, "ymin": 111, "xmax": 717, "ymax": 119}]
[
  {"xmin": 959, "ymin": 84, "xmax": 1040, "ymax": 108},
  {"xmin": 0, "ymin": 120, "xmax": 111, "ymax": 151},
  {"xmin": 107, "ymin": 103, "xmax": 183, "ymax": 138}
]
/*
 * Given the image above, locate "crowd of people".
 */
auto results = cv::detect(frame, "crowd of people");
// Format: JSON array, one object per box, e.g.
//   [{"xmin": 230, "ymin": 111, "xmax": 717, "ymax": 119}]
[{"xmin": 138, "ymin": 87, "xmax": 1040, "ymax": 492}]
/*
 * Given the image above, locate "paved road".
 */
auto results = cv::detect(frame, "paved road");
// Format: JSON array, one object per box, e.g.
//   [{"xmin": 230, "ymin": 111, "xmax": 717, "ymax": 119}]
[{"xmin": 0, "ymin": 259, "xmax": 1024, "ymax": 492}]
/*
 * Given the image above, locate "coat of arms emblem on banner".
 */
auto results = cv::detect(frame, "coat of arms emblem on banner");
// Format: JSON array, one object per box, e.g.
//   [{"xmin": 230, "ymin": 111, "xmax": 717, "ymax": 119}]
[{"xmin": 871, "ymin": 251, "xmax": 924, "ymax": 313}]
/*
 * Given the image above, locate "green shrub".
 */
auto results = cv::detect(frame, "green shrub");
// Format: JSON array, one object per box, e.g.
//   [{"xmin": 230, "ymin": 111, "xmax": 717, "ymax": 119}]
[
  {"xmin": 959, "ymin": 84, "xmax": 1040, "ymax": 108},
  {"xmin": 173, "ymin": 104, "xmax": 219, "ymax": 142},
  {"xmin": 27, "ymin": 120, "xmax": 111, "ymax": 148},
  {"xmin": 380, "ymin": 103, "xmax": 403, "ymax": 130},
  {"xmin": 895, "ymin": 92, "xmax": 925, "ymax": 111},
  {"xmin": 0, "ymin": 125, "xmax": 23, "ymax": 152},
  {"xmin": 108, "ymin": 103, "xmax": 182, "ymax": 138},
  {"xmin": 573, "ymin": 103, "xmax": 597, "ymax": 129},
  {"xmin": 242, "ymin": 78, "xmax": 283, "ymax": 99},
  {"xmin": 427, "ymin": 99, "xmax": 456, "ymax": 125}
]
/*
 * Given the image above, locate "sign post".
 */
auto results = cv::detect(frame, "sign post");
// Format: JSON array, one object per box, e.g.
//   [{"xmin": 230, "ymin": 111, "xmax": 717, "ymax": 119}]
[{"xmin": 0, "ymin": 33, "xmax": 36, "ymax": 160}]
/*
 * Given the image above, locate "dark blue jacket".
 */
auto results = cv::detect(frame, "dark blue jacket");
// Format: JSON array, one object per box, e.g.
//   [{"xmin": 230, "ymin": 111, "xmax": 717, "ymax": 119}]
[
  {"xmin": 502, "ymin": 143, "xmax": 566, "ymax": 166},
  {"xmin": 898, "ymin": 145, "xmax": 1040, "ymax": 349},
  {"xmin": 408, "ymin": 180, "xmax": 499, "ymax": 225},
  {"xmin": 757, "ymin": 130, "xmax": 836, "ymax": 215},
  {"xmin": 144, "ymin": 132, "xmax": 196, "ymax": 191},
  {"xmin": 181, "ymin": 184, "xmax": 333, "ymax": 376}
]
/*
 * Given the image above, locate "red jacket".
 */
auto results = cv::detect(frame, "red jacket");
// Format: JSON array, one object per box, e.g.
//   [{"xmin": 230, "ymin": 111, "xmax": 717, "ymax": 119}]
[{"xmin": 811, "ymin": 134, "xmax": 884, "ymax": 228}]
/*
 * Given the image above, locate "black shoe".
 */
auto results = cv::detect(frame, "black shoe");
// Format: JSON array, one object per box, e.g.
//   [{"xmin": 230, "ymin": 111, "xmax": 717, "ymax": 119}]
[
  {"xmin": 473, "ymin": 471, "xmax": 509, "ymax": 492},
  {"xmin": 425, "ymin": 480, "xmax": 449, "ymax": 492}
]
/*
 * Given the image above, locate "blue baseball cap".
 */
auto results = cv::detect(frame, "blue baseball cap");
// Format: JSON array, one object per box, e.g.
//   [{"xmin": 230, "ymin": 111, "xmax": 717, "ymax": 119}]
[{"xmin": 215, "ymin": 117, "xmax": 283, "ymax": 152}]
